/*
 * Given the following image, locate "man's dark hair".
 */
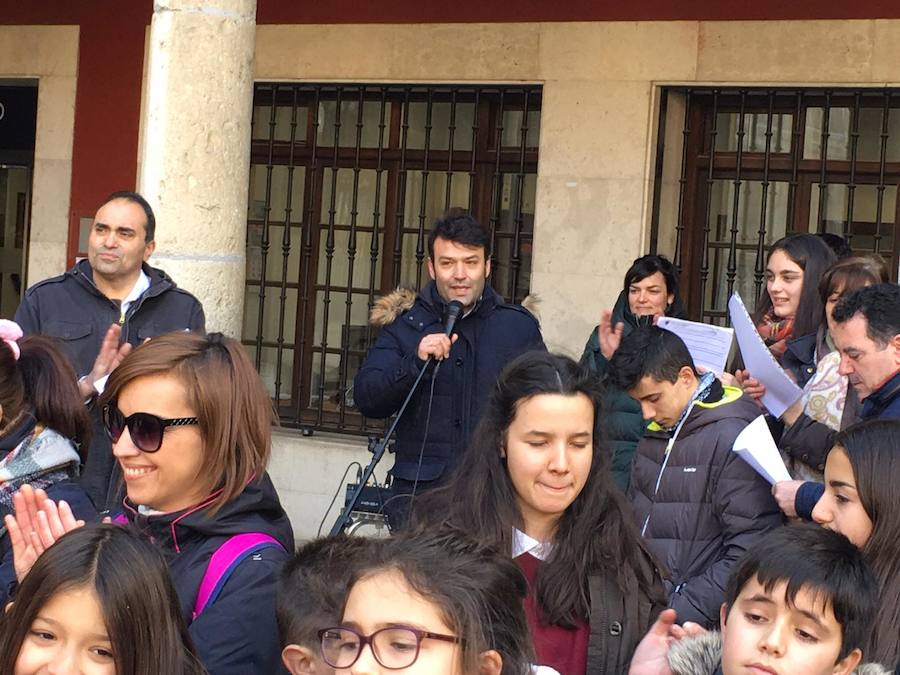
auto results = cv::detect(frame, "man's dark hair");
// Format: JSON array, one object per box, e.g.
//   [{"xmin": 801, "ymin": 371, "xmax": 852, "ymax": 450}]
[
  {"xmin": 831, "ymin": 282, "xmax": 900, "ymax": 346},
  {"xmin": 427, "ymin": 208, "xmax": 491, "ymax": 259},
  {"xmin": 106, "ymin": 190, "xmax": 156, "ymax": 242},
  {"xmin": 623, "ymin": 254, "xmax": 680, "ymax": 300},
  {"xmin": 818, "ymin": 232, "xmax": 854, "ymax": 260},
  {"xmin": 724, "ymin": 524, "xmax": 878, "ymax": 661},
  {"xmin": 608, "ymin": 326, "xmax": 696, "ymax": 392},
  {"xmin": 276, "ymin": 535, "xmax": 378, "ymax": 648}
]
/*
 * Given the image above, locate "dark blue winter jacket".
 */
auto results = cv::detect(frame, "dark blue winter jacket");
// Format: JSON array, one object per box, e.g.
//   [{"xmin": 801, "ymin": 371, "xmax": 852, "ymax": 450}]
[
  {"xmin": 122, "ymin": 473, "xmax": 294, "ymax": 675},
  {"xmin": 353, "ymin": 282, "xmax": 544, "ymax": 485},
  {"xmin": 795, "ymin": 368, "xmax": 900, "ymax": 519}
]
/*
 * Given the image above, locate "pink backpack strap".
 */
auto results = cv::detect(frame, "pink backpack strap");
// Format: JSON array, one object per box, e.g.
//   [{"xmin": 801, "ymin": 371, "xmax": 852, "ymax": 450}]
[{"xmin": 191, "ymin": 533, "xmax": 284, "ymax": 622}]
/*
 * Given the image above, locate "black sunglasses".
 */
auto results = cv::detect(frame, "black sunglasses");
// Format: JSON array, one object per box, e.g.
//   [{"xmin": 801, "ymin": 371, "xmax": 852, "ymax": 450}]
[{"xmin": 102, "ymin": 404, "xmax": 199, "ymax": 453}]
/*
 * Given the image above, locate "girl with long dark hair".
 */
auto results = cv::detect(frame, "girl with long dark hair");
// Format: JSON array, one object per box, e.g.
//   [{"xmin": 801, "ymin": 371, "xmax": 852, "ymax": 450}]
[
  {"xmin": 0, "ymin": 524, "xmax": 205, "ymax": 674},
  {"xmin": 812, "ymin": 419, "xmax": 900, "ymax": 670},
  {"xmin": 738, "ymin": 234, "xmax": 836, "ymax": 398},
  {"xmin": 413, "ymin": 351, "xmax": 666, "ymax": 674}
]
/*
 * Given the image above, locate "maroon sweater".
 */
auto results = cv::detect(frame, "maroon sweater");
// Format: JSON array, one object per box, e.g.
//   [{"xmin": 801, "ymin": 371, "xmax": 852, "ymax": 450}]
[{"xmin": 516, "ymin": 552, "xmax": 589, "ymax": 675}]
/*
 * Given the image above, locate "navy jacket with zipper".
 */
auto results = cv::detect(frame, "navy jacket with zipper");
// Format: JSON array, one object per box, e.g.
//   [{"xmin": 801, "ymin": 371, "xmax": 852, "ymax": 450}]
[
  {"xmin": 14, "ymin": 259, "xmax": 205, "ymax": 510},
  {"xmin": 14, "ymin": 258, "xmax": 205, "ymax": 377},
  {"xmin": 122, "ymin": 473, "xmax": 293, "ymax": 675},
  {"xmin": 354, "ymin": 282, "xmax": 544, "ymax": 485}
]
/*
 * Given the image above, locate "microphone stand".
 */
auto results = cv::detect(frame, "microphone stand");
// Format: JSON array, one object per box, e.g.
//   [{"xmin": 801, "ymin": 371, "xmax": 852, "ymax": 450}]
[
  {"xmin": 329, "ymin": 300, "xmax": 464, "ymax": 536},
  {"xmin": 328, "ymin": 357, "xmax": 433, "ymax": 536}
]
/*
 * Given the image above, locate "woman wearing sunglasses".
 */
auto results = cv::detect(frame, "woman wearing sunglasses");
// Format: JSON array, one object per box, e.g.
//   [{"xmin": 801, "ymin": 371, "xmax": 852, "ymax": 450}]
[{"xmin": 7, "ymin": 331, "xmax": 294, "ymax": 675}]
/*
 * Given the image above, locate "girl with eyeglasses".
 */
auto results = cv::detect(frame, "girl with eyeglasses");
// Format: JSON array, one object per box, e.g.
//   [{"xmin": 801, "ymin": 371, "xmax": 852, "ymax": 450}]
[
  {"xmin": 0, "ymin": 524, "xmax": 206, "ymax": 675},
  {"xmin": 0, "ymin": 321, "xmax": 97, "ymax": 605},
  {"xmin": 413, "ymin": 352, "xmax": 667, "ymax": 675},
  {"xmin": 6, "ymin": 332, "xmax": 294, "ymax": 675},
  {"xmin": 318, "ymin": 528, "xmax": 534, "ymax": 675}
]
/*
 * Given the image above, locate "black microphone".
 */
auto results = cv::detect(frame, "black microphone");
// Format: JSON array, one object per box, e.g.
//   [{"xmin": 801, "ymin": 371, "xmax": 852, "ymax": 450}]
[{"xmin": 443, "ymin": 300, "xmax": 464, "ymax": 337}]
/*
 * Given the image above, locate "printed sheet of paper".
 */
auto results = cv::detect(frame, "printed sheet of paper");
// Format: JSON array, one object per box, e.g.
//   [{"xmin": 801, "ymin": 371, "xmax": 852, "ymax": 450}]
[
  {"xmin": 732, "ymin": 415, "xmax": 792, "ymax": 485},
  {"xmin": 657, "ymin": 316, "xmax": 734, "ymax": 376},
  {"xmin": 727, "ymin": 292, "xmax": 803, "ymax": 418}
]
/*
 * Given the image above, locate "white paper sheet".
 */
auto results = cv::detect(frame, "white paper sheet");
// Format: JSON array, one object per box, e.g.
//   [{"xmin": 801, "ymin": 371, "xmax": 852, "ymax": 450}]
[
  {"xmin": 657, "ymin": 316, "xmax": 734, "ymax": 375},
  {"xmin": 727, "ymin": 292, "xmax": 803, "ymax": 418},
  {"xmin": 732, "ymin": 415, "xmax": 792, "ymax": 485}
]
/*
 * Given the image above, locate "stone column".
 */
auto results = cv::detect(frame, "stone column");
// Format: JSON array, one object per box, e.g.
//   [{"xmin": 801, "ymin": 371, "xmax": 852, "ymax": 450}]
[{"xmin": 138, "ymin": 0, "xmax": 256, "ymax": 336}]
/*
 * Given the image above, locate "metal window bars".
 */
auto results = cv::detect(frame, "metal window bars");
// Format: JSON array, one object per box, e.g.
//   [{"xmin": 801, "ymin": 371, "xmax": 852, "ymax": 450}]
[
  {"xmin": 651, "ymin": 86, "xmax": 900, "ymax": 325},
  {"xmin": 243, "ymin": 83, "xmax": 541, "ymax": 435}
]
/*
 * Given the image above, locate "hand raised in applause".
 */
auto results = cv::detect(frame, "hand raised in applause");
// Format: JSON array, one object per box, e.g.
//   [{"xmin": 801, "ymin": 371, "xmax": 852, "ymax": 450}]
[
  {"xmin": 78, "ymin": 323, "xmax": 133, "ymax": 398},
  {"xmin": 4, "ymin": 484, "xmax": 85, "ymax": 582},
  {"xmin": 598, "ymin": 310, "xmax": 625, "ymax": 361}
]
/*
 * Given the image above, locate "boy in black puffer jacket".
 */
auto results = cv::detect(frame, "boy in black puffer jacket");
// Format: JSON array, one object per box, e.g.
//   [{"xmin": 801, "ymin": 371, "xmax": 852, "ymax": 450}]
[{"xmin": 610, "ymin": 326, "xmax": 783, "ymax": 628}]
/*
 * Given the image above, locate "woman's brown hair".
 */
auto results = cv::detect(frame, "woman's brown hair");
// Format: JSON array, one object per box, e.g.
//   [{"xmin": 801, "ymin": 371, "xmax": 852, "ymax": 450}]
[
  {"xmin": 818, "ymin": 254, "xmax": 889, "ymax": 304},
  {"xmin": 99, "ymin": 332, "xmax": 275, "ymax": 514},
  {"xmin": 0, "ymin": 336, "xmax": 91, "ymax": 449}
]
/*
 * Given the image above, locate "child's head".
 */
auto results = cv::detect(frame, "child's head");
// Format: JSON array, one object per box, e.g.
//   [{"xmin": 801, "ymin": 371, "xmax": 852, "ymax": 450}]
[
  {"xmin": 813, "ymin": 419, "xmax": 900, "ymax": 668},
  {"xmin": 277, "ymin": 535, "xmax": 376, "ymax": 675},
  {"xmin": 0, "ymin": 524, "xmax": 203, "ymax": 675},
  {"xmin": 322, "ymin": 529, "xmax": 532, "ymax": 675},
  {"xmin": 609, "ymin": 326, "xmax": 699, "ymax": 428},
  {"xmin": 0, "ymin": 326, "xmax": 91, "ymax": 447},
  {"xmin": 720, "ymin": 524, "xmax": 877, "ymax": 675}
]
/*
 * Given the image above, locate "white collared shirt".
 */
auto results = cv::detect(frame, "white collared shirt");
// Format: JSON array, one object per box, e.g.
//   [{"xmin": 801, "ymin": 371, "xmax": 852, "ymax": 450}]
[
  {"xmin": 92, "ymin": 270, "xmax": 150, "ymax": 395},
  {"xmin": 511, "ymin": 527, "xmax": 554, "ymax": 561}
]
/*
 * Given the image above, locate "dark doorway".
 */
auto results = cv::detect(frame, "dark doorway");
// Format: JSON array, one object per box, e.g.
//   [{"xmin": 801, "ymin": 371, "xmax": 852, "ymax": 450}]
[{"xmin": 0, "ymin": 81, "xmax": 37, "ymax": 319}]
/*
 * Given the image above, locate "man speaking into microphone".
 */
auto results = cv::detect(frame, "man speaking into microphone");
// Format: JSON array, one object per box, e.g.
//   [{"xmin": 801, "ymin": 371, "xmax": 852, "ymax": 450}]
[{"xmin": 354, "ymin": 209, "xmax": 545, "ymax": 529}]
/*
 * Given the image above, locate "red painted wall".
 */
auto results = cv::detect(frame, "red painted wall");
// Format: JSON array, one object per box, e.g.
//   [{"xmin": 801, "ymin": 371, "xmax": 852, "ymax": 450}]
[
  {"xmin": 256, "ymin": 0, "xmax": 900, "ymax": 23},
  {"xmin": 2, "ymin": 0, "xmax": 900, "ymax": 266},
  {"xmin": 1, "ymin": 2, "xmax": 151, "ymax": 262}
]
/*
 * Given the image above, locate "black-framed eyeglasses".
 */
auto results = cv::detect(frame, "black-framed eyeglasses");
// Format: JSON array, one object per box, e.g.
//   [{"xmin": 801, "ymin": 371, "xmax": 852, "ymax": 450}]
[
  {"xmin": 318, "ymin": 625, "xmax": 460, "ymax": 669},
  {"xmin": 102, "ymin": 404, "xmax": 199, "ymax": 453}
]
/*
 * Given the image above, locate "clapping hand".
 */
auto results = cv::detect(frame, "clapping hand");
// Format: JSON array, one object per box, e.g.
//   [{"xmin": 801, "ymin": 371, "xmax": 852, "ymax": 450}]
[{"xmin": 4, "ymin": 484, "xmax": 85, "ymax": 582}]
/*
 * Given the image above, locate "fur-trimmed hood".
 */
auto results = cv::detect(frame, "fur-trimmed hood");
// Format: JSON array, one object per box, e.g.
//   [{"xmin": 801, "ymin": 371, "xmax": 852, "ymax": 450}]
[
  {"xmin": 668, "ymin": 631, "xmax": 892, "ymax": 675},
  {"xmin": 368, "ymin": 286, "xmax": 541, "ymax": 327},
  {"xmin": 369, "ymin": 288, "xmax": 417, "ymax": 326}
]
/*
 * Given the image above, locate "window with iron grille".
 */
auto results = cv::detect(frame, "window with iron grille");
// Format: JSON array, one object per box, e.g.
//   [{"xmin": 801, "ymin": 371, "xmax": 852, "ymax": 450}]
[
  {"xmin": 650, "ymin": 87, "xmax": 900, "ymax": 325},
  {"xmin": 242, "ymin": 83, "xmax": 542, "ymax": 434}
]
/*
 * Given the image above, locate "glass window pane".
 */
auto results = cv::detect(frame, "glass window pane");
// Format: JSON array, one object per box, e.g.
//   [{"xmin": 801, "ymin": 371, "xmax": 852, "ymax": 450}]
[
  {"xmin": 313, "ymin": 291, "xmax": 372, "ymax": 349},
  {"xmin": 496, "ymin": 173, "xmax": 537, "ymax": 233},
  {"xmin": 316, "ymin": 99, "xmax": 391, "ymax": 148},
  {"xmin": 403, "ymin": 171, "xmax": 471, "ymax": 228},
  {"xmin": 257, "ymin": 346, "xmax": 294, "ymax": 400},
  {"xmin": 501, "ymin": 109, "xmax": 541, "ymax": 148},
  {"xmin": 252, "ymin": 104, "xmax": 307, "ymax": 142},
  {"xmin": 317, "ymin": 229, "xmax": 382, "ymax": 288},
  {"xmin": 855, "ymin": 107, "xmax": 900, "ymax": 162},
  {"xmin": 320, "ymin": 168, "xmax": 388, "ymax": 227},
  {"xmin": 715, "ymin": 112, "xmax": 792, "ymax": 153},
  {"xmin": 406, "ymin": 101, "xmax": 475, "ymax": 152},
  {"xmin": 707, "ymin": 179, "xmax": 789, "ymax": 247},
  {"xmin": 242, "ymin": 285, "xmax": 297, "ymax": 344},
  {"xmin": 804, "ymin": 108, "xmax": 852, "ymax": 160}
]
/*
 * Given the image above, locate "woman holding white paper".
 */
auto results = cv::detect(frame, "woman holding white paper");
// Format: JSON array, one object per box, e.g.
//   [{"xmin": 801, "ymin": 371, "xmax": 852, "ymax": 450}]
[
  {"xmin": 737, "ymin": 234, "xmax": 835, "ymax": 397},
  {"xmin": 581, "ymin": 255, "xmax": 687, "ymax": 491}
]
